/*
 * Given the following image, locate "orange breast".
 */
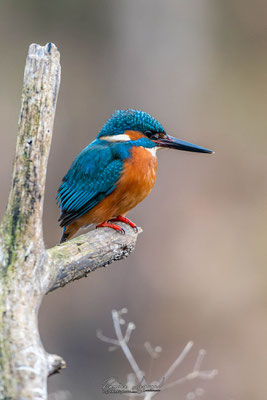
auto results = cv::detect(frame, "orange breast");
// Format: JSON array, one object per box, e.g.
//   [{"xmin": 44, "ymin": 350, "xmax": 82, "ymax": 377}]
[
  {"xmin": 112, "ymin": 146, "xmax": 158, "ymax": 215},
  {"xmin": 75, "ymin": 146, "xmax": 158, "ymax": 227}
]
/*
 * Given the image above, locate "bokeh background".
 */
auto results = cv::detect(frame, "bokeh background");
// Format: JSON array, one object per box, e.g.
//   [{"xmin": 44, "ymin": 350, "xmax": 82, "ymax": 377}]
[{"xmin": 0, "ymin": 1, "xmax": 267, "ymax": 399}]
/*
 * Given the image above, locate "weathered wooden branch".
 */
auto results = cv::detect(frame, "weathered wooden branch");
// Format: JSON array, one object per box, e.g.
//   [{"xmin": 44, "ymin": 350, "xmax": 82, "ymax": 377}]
[
  {"xmin": 47, "ymin": 223, "xmax": 141, "ymax": 293},
  {"xmin": 0, "ymin": 43, "xmax": 140, "ymax": 400}
]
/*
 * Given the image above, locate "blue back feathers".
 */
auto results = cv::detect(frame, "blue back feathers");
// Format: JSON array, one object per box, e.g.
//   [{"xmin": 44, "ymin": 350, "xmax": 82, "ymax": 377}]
[
  {"xmin": 97, "ymin": 109, "xmax": 165, "ymax": 137},
  {"xmin": 58, "ymin": 109, "xmax": 164, "ymax": 227}
]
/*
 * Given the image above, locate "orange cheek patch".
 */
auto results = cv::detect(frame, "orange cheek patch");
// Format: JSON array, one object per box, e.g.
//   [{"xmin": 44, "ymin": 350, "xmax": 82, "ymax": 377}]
[{"xmin": 124, "ymin": 130, "xmax": 147, "ymax": 141}]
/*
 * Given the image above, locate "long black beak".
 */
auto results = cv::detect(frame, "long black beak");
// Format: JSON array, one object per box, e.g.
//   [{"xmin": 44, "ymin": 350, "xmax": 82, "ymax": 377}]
[{"xmin": 155, "ymin": 135, "xmax": 214, "ymax": 154}]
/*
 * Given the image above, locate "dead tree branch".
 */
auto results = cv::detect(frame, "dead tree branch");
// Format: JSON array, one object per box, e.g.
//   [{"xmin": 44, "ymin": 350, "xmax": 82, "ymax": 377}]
[
  {"xmin": 47, "ymin": 223, "xmax": 140, "ymax": 293},
  {"xmin": 0, "ymin": 43, "xmax": 140, "ymax": 400}
]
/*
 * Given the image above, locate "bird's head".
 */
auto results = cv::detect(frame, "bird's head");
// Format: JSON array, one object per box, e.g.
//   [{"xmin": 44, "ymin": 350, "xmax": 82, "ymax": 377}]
[{"xmin": 97, "ymin": 109, "xmax": 213, "ymax": 154}]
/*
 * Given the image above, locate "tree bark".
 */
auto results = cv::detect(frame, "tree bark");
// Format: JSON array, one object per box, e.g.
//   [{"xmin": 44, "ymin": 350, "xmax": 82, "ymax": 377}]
[{"xmin": 0, "ymin": 43, "xmax": 140, "ymax": 400}]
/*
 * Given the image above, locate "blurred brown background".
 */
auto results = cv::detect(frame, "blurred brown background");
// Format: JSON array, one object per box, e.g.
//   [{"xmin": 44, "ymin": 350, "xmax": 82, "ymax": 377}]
[{"xmin": 0, "ymin": 0, "xmax": 267, "ymax": 399}]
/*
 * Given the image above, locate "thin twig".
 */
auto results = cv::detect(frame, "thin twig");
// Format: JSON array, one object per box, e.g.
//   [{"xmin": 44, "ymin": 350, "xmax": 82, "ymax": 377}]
[
  {"xmin": 112, "ymin": 310, "xmax": 144, "ymax": 383},
  {"xmin": 163, "ymin": 348, "xmax": 218, "ymax": 390},
  {"xmin": 98, "ymin": 310, "xmax": 218, "ymax": 400},
  {"xmin": 163, "ymin": 341, "xmax": 194, "ymax": 382},
  {"xmin": 96, "ymin": 329, "xmax": 120, "ymax": 346}
]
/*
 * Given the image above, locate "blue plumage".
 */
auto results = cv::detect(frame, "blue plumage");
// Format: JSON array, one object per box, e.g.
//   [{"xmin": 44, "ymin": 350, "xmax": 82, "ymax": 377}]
[
  {"xmin": 58, "ymin": 140, "xmax": 124, "ymax": 226},
  {"xmin": 97, "ymin": 109, "xmax": 165, "ymax": 138}
]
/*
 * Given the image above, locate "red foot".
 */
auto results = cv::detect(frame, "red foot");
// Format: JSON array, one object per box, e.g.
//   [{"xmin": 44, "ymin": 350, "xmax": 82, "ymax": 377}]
[
  {"xmin": 109, "ymin": 216, "xmax": 138, "ymax": 233},
  {"xmin": 96, "ymin": 221, "xmax": 125, "ymax": 235}
]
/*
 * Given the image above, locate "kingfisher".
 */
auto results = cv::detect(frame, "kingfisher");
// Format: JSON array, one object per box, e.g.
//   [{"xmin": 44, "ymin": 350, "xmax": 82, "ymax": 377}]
[{"xmin": 57, "ymin": 109, "xmax": 213, "ymax": 243}]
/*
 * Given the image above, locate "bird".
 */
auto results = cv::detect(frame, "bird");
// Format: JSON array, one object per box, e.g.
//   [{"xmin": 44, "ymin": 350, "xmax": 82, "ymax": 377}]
[{"xmin": 57, "ymin": 109, "xmax": 213, "ymax": 243}]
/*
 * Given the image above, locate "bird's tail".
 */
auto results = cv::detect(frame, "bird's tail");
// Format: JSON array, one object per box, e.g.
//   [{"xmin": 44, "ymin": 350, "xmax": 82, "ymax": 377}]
[
  {"xmin": 60, "ymin": 223, "xmax": 79, "ymax": 243},
  {"xmin": 60, "ymin": 227, "xmax": 69, "ymax": 243}
]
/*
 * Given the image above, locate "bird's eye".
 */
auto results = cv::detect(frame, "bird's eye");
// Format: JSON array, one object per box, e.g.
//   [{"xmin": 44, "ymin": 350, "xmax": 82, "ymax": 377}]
[
  {"xmin": 144, "ymin": 130, "xmax": 160, "ymax": 139},
  {"xmin": 144, "ymin": 130, "xmax": 153, "ymax": 137},
  {"xmin": 145, "ymin": 130, "xmax": 166, "ymax": 140}
]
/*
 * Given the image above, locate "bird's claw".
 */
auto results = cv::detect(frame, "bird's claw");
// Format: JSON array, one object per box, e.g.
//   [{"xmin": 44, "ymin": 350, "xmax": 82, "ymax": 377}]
[
  {"xmin": 96, "ymin": 216, "xmax": 138, "ymax": 235},
  {"xmin": 109, "ymin": 216, "xmax": 138, "ymax": 233},
  {"xmin": 96, "ymin": 221, "xmax": 125, "ymax": 234}
]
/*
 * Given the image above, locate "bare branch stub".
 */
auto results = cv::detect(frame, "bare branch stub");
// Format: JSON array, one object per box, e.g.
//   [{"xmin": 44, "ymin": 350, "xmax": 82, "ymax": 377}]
[{"xmin": 47, "ymin": 354, "xmax": 67, "ymax": 377}]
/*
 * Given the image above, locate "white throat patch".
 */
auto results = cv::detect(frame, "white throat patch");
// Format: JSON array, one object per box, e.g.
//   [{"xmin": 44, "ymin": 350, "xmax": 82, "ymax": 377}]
[{"xmin": 145, "ymin": 147, "xmax": 158, "ymax": 157}]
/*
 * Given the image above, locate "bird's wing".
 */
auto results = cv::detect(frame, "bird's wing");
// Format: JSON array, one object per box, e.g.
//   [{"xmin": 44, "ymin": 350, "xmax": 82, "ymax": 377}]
[{"xmin": 57, "ymin": 142, "xmax": 123, "ymax": 227}]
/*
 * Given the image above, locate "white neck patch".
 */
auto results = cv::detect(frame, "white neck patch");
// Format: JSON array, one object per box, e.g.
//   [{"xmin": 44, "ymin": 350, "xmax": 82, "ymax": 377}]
[
  {"xmin": 100, "ymin": 134, "xmax": 130, "ymax": 142},
  {"xmin": 145, "ymin": 147, "xmax": 158, "ymax": 157}
]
